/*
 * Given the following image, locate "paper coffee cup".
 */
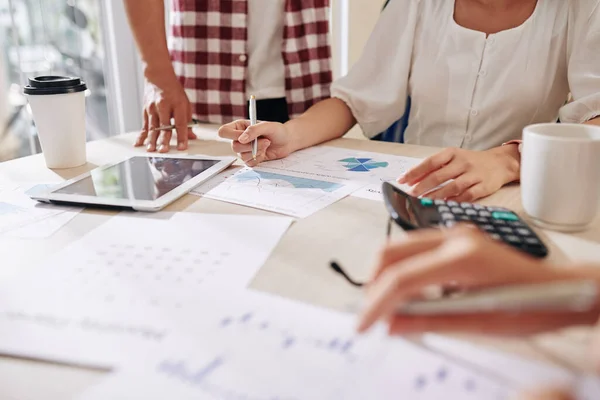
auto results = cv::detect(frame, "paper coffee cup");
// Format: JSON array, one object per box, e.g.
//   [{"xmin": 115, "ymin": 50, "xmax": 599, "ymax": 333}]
[{"xmin": 24, "ymin": 76, "xmax": 87, "ymax": 169}]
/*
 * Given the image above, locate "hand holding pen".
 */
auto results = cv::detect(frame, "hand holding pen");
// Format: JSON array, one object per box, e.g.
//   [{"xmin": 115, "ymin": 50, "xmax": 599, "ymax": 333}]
[
  {"xmin": 217, "ymin": 100, "xmax": 294, "ymax": 167},
  {"xmin": 353, "ymin": 226, "xmax": 600, "ymax": 336}
]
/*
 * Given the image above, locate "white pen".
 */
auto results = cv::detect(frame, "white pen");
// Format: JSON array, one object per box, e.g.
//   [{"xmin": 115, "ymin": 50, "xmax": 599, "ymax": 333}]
[
  {"xmin": 249, "ymin": 95, "xmax": 258, "ymax": 160},
  {"xmin": 398, "ymin": 280, "xmax": 598, "ymax": 315}
]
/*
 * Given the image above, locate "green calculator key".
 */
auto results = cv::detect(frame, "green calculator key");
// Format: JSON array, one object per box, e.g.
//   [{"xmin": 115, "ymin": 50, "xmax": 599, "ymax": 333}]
[
  {"xmin": 492, "ymin": 211, "xmax": 519, "ymax": 221},
  {"xmin": 420, "ymin": 198, "xmax": 434, "ymax": 207}
]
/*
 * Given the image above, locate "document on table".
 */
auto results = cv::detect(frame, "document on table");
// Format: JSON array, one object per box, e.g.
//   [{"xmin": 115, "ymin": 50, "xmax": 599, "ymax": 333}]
[
  {"xmin": 192, "ymin": 147, "xmax": 422, "ymax": 212},
  {"xmin": 422, "ymin": 334, "xmax": 600, "ymax": 399},
  {"xmin": 79, "ymin": 291, "xmax": 516, "ymax": 400},
  {"xmin": 0, "ymin": 213, "xmax": 293, "ymax": 368},
  {"xmin": 194, "ymin": 167, "xmax": 364, "ymax": 218},
  {"xmin": 0, "ymin": 183, "xmax": 81, "ymax": 238}
]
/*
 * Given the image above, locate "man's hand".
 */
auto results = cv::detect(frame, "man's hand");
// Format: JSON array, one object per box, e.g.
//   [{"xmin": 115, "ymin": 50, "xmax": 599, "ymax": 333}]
[{"xmin": 135, "ymin": 80, "xmax": 197, "ymax": 153}]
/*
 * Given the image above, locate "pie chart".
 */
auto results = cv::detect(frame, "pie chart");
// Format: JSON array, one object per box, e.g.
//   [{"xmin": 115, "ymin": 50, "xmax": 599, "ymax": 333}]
[{"xmin": 339, "ymin": 158, "xmax": 390, "ymax": 172}]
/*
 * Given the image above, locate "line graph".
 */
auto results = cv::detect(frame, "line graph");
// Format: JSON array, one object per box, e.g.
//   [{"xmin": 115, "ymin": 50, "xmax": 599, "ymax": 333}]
[
  {"xmin": 234, "ymin": 170, "xmax": 343, "ymax": 192},
  {"xmin": 204, "ymin": 167, "xmax": 361, "ymax": 218}
]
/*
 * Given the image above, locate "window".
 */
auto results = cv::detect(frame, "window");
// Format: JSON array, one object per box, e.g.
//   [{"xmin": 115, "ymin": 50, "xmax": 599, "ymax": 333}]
[{"xmin": 0, "ymin": 0, "xmax": 142, "ymax": 162}]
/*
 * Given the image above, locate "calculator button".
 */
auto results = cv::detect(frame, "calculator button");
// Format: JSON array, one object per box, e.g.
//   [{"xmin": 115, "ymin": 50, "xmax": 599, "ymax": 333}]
[
  {"xmin": 492, "ymin": 211, "xmax": 519, "ymax": 221},
  {"xmin": 451, "ymin": 207, "xmax": 464, "ymax": 214},
  {"xmin": 444, "ymin": 220, "xmax": 457, "ymax": 228},
  {"xmin": 507, "ymin": 221, "xmax": 525, "ymax": 228},
  {"xmin": 493, "ymin": 219, "xmax": 507, "ymax": 226},
  {"xmin": 490, "ymin": 233, "xmax": 502, "ymax": 241},
  {"xmin": 441, "ymin": 213, "xmax": 455, "ymax": 221},
  {"xmin": 498, "ymin": 227, "xmax": 513, "ymax": 234},
  {"xmin": 487, "ymin": 206, "xmax": 508, "ymax": 212},
  {"xmin": 478, "ymin": 211, "xmax": 491, "ymax": 218},
  {"xmin": 475, "ymin": 217, "xmax": 490, "ymax": 224},
  {"xmin": 458, "ymin": 215, "xmax": 471, "ymax": 221},
  {"xmin": 473, "ymin": 204, "xmax": 486, "ymax": 210},
  {"xmin": 460, "ymin": 202, "xmax": 472, "ymax": 208},
  {"xmin": 447, "ymin": 201, "xmax": 459, "ymax": 207},
  {"xmin": 516, "ymin": 228, "xmax": 532, "ymax": 236},
  {"xmin": 524, "ymin": 237, "xmax": 541, "ymax": 245},
  {"xmin": 482, "ymin": 224, "xmax": 495, "ymax": 232},
  {"xmin": 504, "ymin": 235, "xmax": 522, "ymax": 244},
  {"xmin": 438, "ymin": 206, "xmax": 450, "ymax": 213},
  {"xmin": 434, "ymin": 200, "xmax": 446, "ymax": 206},
  {"xmin": 420, "ymin": 198, "xmax": 434, "ymax": 207},
  {"xmin": 465, "ymin": 209, "xmax": 478, "ymax": 216}
]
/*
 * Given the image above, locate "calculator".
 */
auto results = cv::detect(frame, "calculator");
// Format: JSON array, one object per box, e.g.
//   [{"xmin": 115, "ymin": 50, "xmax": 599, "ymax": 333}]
[{"xmin": 381, "ymin": 182, "xmax": 549, "ymax": 258}]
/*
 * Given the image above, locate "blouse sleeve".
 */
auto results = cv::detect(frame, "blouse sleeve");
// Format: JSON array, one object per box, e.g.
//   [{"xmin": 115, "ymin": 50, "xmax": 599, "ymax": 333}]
[
  {"xmin": 559, "ymin": 0, "xmax": 600, "ymax": 123},
  {"xmin": 330, "ymin": 0, "xmax": 421, "ymax": 138}
]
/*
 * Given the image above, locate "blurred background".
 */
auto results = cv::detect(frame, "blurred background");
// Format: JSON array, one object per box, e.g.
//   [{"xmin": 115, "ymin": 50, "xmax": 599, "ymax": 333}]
[{"xmin": 0, "ymin": 0, "xmax": 383, "ymax": 162}]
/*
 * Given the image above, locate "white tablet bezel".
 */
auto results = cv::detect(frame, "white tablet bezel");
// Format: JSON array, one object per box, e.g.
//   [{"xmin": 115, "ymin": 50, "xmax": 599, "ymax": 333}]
[{"xmin": 31, "ymin": 154, "xmax": 237, "ymax": 212}]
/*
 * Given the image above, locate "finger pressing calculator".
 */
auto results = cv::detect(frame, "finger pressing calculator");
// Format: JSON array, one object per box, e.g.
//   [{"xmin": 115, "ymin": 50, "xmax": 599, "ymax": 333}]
[{"xmin": 382, "ymin": 182, "xmax": 549, "ymax": 258}]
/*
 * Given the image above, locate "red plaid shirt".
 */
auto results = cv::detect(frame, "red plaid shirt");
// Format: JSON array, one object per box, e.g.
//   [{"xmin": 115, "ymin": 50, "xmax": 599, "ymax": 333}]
[{"xmin": 170, "ymin": 0, "xmax": 332, "ymax": 124}]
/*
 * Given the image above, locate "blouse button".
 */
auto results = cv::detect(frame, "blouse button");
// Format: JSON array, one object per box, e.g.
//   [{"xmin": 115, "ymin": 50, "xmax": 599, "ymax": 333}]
[
  {"xmin": 470, "ymin": 109, "xmax": 479, "ymax": 116},
  {"xmin": 239, "ymin": 54, "xmax": 248, "ymax": 63},
  {"xmin": 478, "ymin": 70, "xmax": 487, "ymax": 77},
  {"xmin": 487, "ymin": 37, "xmax": 496, "ymax": 45}
]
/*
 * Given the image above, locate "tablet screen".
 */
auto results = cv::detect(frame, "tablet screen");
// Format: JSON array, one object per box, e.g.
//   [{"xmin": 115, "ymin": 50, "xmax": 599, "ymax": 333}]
[{"xmin": 53, "ymin": 157, "xmax": 220, "ymax": 201}]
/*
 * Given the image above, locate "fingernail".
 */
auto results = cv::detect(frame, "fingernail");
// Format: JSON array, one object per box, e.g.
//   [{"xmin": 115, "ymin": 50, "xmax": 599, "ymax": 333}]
[
  {"xmin": 146, "ymin": 144, "xmax": 154, "ymax": 152},
  {"xmin": 177, "ymin": 143, "xmax": 186, "ymax": 151},
  {"xmin": 356, "ymin": 320, "xmax": 368, "ymax": 334},
  {"xmin": 158, "ymin": 144, "xmax": 167, "ymax": 153},
  {"xmin": 239, "ymin": 133, "xmax": 249, "ymax": 142},
  {"xmin": 397, "ymin": 175, "xmax": 407, "ymax": 183}
]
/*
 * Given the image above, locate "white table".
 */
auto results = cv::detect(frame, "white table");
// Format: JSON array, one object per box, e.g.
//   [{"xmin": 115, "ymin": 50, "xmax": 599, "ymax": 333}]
[{"xmin": 1, "ymin": 125, "xmax": 599, "ymax": 400}]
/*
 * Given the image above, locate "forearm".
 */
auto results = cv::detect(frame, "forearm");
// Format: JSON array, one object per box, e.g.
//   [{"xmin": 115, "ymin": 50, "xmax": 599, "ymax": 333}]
[
  {"xmin": 585, "ymin": 116, "xmax": 600, "ymax": 126},
  {"xmin": 556, "ymin": 264, "xmax": 600, "ymax": 311},
  {"xmin": 123, "ymin": 0, "xmax": 177, "ymax": 86},
  {"xmin": 487, "ymin": 143, "xmax": 521, "ymax": 184},
  {"xmin": 285, "ymin": 98, "xmax": 356, "ymax": 152}
]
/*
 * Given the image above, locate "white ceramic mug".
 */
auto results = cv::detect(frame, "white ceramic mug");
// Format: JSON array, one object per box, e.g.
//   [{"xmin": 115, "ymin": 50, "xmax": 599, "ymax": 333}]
[
  {"xmin": 24, "ymin": 76, "xmax": 87, "ymax": 169},
  {"xmin": 521, "ymin": 123, "xmax": 600, "ymax": 232}
]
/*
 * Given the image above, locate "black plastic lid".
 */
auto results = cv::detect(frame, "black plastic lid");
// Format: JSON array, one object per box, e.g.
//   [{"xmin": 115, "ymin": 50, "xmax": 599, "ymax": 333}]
[{"xmin": 24, "ymin": 76, "xmax": 87, "ymax": 95}]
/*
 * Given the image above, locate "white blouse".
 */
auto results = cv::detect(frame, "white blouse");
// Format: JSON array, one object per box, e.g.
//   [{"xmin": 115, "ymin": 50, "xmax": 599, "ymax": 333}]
[{"xmin": 331, "ymin": 0, "xmax": 600, "ymax": 150}]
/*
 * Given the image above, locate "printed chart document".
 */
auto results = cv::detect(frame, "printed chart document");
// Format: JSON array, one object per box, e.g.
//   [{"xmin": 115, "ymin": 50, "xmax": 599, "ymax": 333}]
[
  {"xmin": 79, "ymin": 291, "xmax": 517, "ymax": 400},
  {"xmin": 422, "ymin": 334, "xmax": 600, "ymax": 400},
  {"xmin": 194, "ymin": 167, "xmax": 364, "ymax": 218},
  {"xmin": 259, "ymin": 146, "xmax": 423, "ymax": 202},
  {"xmin": 0, "ymin": 184, "xmax": 81, "ymax": 238},
  {"xmin": 0, "ymin": 213, "xmax": 293, "ymax": 368},
  {"xmin": 192, "ymin": 147, "xmax": 422, "ymax": 206}
]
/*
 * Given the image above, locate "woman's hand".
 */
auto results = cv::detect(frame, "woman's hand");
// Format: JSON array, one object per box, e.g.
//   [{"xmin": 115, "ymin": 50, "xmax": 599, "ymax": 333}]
[
  {"xmin": 357, "ymin": 227, "xmax": 600, "ymax": 336},
  {"xmin": 218, "ymin": 120, "xmax": 294, "ymax": 167},
  {"xmin": 398, "ymin": 145, "xmax": 520, "ymax": 202},
  {"xmin": 135, "ymin": 80, "xmax": 197, "ymax": 153}
]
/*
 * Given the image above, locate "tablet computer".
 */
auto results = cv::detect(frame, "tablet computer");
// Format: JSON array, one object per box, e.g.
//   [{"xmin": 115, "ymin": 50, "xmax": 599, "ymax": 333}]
[{"xmin": 30, "ymin": 154, "xmax": 236, "ymax": 212}]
